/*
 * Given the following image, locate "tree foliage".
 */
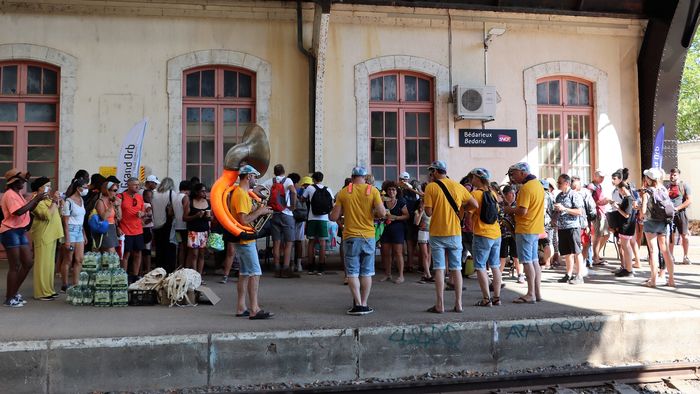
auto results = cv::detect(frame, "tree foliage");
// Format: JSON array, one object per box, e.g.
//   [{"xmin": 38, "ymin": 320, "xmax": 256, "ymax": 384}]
[{"xmin": 678, "ymin": 31, "xmax": 700, "ymax": 141}]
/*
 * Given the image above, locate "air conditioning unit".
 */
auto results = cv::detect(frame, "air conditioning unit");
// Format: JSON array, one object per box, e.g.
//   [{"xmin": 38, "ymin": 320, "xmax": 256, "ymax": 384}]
[{"xmin": 454, "ymin": 85, "xmax": 497, "ymax": 121}]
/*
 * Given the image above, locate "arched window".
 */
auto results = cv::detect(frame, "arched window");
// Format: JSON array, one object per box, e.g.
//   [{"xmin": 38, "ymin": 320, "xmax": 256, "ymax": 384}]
[
  {"xmin": 537, "ymin": 76, "xmax": 594, "ymax": 183},
  {"xmin": 182, "ymin": 66, "xmax": 255, "ymax": 187},
  {"xmin": 0, "ymin": 62, "xmax": 59, "ymax": 189},
  {"xmin": 369, "ymin": 71, "xmax": 433, "ymax": 185}
]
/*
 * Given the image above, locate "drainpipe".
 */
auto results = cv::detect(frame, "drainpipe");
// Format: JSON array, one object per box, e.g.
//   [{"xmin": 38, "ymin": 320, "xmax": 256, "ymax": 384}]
[{"xmin": 297, "ymin": 0, "xmax": 317, "ymax": 173}]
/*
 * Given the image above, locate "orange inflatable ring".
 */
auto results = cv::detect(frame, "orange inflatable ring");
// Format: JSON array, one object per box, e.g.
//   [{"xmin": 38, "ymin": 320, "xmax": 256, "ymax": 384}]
[{"xmin": 211, "ymin": 169, "xmax": 261, "ymax": 240}]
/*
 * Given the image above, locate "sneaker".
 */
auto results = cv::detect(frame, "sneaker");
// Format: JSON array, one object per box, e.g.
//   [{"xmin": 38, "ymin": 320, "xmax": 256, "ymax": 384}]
[
  {"xmin": 219, "ymin": 276, "xmax": 228, "ymax": 284},
  {"xmin": 615, "ymin": 269, "xmax": 633, "ymax": 277},
  {"xmin": 60, "ymin": 285, "xmax": 69, "ymax": 293},
  {"xmin": 37, "ymin": 296, "xmax": 55, "ymax": 301},
  {"xmin": 683, "ymin": 256, "xmax": 691, "ymax": 265},
  {"xmin": 346, "ymin": 305, "xmax": 364, "ymax": 315},
  {"xmin": 568, "ymin": 275, "xmax": 584, "ymax": 285},
  {"xmin": 657, "ymin": 274, "xmax": 668, "ymax": 286},
  {"xmin": 307, "ymin": 270, "xmax": 317, "ymax": 275},
  {"xmin": 360, "ymin": 305, "xmax": 374, "ymax": 315},
  {"xmin": 4, "ymin": 298, "xmax": 23, "ymax": 308},
  {"xmin": 15, "ymin": 294, "xmax": 27, "ymax": 305},
  {"xmin": 517, "ymin": 274, "xmax": 526, "ymax": 284},
  {"xmin": 557, "ymin": 274, "xmax": 571, "ymax": 283}
]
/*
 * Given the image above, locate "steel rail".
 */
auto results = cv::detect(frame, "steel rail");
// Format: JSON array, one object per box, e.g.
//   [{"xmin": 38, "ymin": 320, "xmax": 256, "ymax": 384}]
[{"xmin": 249, "ymin": 362, "xmax": 699, "ymax": 394}]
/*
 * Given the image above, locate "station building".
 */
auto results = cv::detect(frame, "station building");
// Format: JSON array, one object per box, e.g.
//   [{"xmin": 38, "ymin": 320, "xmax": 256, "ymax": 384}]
[{"xmin": 0, "ymin": 1, "xmax": 660, "ymax": 190}]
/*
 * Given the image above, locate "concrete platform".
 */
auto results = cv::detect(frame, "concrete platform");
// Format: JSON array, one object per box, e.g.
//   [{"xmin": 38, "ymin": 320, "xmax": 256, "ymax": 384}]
[{"xmin": 2, "ymin": 237, "xmax": 700, "ymax": 393}]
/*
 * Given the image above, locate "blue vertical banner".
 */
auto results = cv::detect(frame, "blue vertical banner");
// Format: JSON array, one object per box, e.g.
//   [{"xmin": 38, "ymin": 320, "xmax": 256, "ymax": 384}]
[{"xmin": 651, "ymin": 124, "xmax": 664, "ymax": 169}]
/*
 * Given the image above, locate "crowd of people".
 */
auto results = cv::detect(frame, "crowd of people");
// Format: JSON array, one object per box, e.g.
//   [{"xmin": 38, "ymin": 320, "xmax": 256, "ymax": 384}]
[{"xmin": 0, "ymin": 160, "xmax": 693, "ymax": 318}]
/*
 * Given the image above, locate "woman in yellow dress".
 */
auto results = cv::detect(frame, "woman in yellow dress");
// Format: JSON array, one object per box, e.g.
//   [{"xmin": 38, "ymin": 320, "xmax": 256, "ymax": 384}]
[{"xmin": 30, "ymin": 177, "xmax": 64, "ymax": 300}]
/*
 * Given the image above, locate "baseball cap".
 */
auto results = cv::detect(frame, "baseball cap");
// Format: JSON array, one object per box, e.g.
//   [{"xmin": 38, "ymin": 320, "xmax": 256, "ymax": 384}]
[
  {"xmin": 545, "ymin": 177, "xmax": 556, "ymax": 189},
  {"xmin": 146, "ymin": 175, "xmax": 160, "ymax": 185},
  {"xmin": 540, "ymin": 179, "xmax": 549, "ymax": 189},
  {"xmin": 428, "ymin": 160, "xmax": 447, "ymax": 172},
  {"xmin": 4, "ymin": 169, "xmax": 30, "ymax": 186},
  {"xmin": 399, "ymin": 171, "xmax": 410, "ymax": 180},
  {"xmin": 239, "ymin": 165, "xmax": 261, "ymax": 177},
  {"xmin": 469, "ymin": 167, "xmax": 491, "ymax": 180},
  {"xmin": 643, "ymin": 168, "xmax": 662, "ymax": 181},
  {"xmin": 351, "ymin": 166, "xmax": 367, "ymax": 176},
  {"xmin": 507, "ymin": 162, "xmax": 530, "ymax": 174},
  {"xmin": 300, "ymin": 176, "xmax": 313, "ymax": 186}
]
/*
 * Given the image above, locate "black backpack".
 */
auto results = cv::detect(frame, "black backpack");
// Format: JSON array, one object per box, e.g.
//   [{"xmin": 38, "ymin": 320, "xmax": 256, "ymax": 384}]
[
  {"xmin": 310, "ymin": 185, "xmax": 333, "ymax": 216},
  {"xmin": 649, "ymin": 187, "xmax": 675, "ymax": 223},
  {"xmin": 479, "ymin": 190, "xmax": 499, "ymax": 225}
]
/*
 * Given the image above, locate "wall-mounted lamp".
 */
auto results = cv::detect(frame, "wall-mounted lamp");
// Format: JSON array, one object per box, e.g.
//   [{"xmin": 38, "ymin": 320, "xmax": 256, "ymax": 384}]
[{"xmin": 484, "ymin": 27, "xmax": 506, "ymax": 49}]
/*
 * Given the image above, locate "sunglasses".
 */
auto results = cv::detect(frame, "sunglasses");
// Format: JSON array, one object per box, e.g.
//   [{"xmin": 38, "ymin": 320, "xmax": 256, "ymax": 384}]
[{"xmin": 109, "ymin": 188, "xmax": 118, "ymax": 192}]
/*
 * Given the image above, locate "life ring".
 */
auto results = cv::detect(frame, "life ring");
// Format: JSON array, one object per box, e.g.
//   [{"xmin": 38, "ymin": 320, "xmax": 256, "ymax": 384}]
[{"xmin": 211, "ymin": 169, "xmax": 261, "ymax": 238}]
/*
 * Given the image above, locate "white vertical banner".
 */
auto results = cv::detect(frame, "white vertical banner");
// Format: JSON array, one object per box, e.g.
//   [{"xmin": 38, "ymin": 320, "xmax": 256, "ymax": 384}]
[{"xmin": 116, "ymin": 117, "xmax": 148, "ymax": 191}]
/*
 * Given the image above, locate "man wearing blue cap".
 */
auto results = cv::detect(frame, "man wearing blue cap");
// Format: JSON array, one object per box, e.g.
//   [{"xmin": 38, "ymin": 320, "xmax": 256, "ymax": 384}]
[
  {"xmin": 504, "ymin": 162, "xmax": 545, "ymax": 304},
  {"xmin": 230, "ymin": 165, "xmax": 274, "ymax": 320},
  {"xmin": 423, "ymin": 160, "xmax": 477, "ymax": 313},
  {"xmin": 330, "ymin": 166, "xmax": 385, "ymax": 315}
]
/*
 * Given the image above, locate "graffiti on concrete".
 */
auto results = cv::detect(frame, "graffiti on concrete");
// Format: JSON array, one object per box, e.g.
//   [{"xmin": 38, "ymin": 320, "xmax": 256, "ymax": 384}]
[
  {"xmin": 505, "ymin": 319, "xmax": 603, "ymax": 340},
  {"xmin": 388, "ymin": 324, "xmax": 461, "ymax": 348}
]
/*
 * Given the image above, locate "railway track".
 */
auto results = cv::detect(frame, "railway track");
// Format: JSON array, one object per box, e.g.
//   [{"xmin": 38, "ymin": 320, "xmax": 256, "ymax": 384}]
[{"xmin": 254, "ymin": 362, "xmax": 700, "ymax": 394}]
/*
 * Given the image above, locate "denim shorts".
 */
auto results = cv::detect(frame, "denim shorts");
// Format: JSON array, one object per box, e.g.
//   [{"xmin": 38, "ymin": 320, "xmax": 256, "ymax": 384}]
[
  {"xmin": 515, "ymin": 233, "xmax": 539, "ymax": 263},
  {"xmin": 67, "ymin": 224, "xmax": 84, "ymax": 243},
  {"xmin": 0, "ymin": 228, "xmax": 28, "ymax": 249},
  {"xmin": 343, "ymin": 237, "xmax": 376, "ymax": 277},
  {"xmin": 430, "ymin": 235, "xmax": 463, "ymax": 271},
  {"xmin": 235, "ymin": 242, "xmax": 262, "ymax": 276},
  {"xmin": 472, "ymin": 235, "xmax": 501, "ymax": 270},
  {"xmin": 643, "ymin": 219, "xmax": 668, "ymax": 235}
]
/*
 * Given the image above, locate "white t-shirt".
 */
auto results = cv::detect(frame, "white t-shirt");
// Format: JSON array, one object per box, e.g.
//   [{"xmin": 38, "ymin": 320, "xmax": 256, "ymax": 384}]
[
  {"xmin": 262, "ymin": 176, "xmax": 295, "ymax": 216},
  {"xmin": 62, "ymin": 197, "xmax": 86, "ymax": 226},
  {"xmin": 173, "ymin": 192, "xmax": 188, "ymax": 230},
  {"xmin": 302, "ymin": 183, "xmax": 334, "ymax": 221}
]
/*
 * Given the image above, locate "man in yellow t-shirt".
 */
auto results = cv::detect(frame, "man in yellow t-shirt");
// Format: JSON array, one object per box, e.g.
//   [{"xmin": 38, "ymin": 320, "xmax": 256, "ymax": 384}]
[
  {"xmin": 330, "ymin": 166, "xmax": 385, "ymax": 316},
  {"xmin": 230, "ymin": 165, "xmax": 273, "ymax": 320},
  {"xmin": 423, "ymin": 160, "xmax": 477, "ymax": 313},
  {"xmin": 468, "ymin": 168, "xmax": 502, "ymax": 307},
  {"xmin": 503, "ymin": 162, "xmax": 545, "ymax": 305}
]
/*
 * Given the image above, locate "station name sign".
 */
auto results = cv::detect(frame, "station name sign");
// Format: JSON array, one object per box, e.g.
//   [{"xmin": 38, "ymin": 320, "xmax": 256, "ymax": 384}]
[{"xmin": 458, "ymin": 129, "xmax": 518, "ymax": 148}]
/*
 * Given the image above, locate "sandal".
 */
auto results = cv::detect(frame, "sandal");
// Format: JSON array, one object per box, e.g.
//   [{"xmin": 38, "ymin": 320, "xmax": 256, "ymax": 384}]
[
  {"xmin": 474, "ymin": 298, "xmax": 492, "ymax": 307},
  {"xmin": 235, "ymin": 310, "xmax": 250, "ymax": 317},
  {"xmin": 426, "ymin": 305, "xmax": 443, "ymax": 314},
  {"xmin": 249, "ymin": 310, "xmax": 274, "ymax": 320},
  {"xmin": 642, "ymin": 280, "xmax": 656, "ymax": 288},
  {"xmin": 512, "ymin": 296, "xmax": 536, "ymax": 304},
  {"xmin": 453, "ymin": 306, "xmax": 463, "ymax": 313},
  {"xmin": 492, "ymin": 297, "xmax": 501, "ymax": 306}
]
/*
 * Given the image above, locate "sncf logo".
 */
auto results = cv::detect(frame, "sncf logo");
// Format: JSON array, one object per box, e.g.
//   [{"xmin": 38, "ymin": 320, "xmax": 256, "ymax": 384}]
[{"xmin": 498, "ymin": 134, "xmax": 512, "ymax": 143}]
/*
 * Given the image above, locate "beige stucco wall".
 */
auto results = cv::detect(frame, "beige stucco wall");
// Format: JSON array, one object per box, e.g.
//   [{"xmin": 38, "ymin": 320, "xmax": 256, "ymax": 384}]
[
  {"xmin": 678, "ymin": 141, "xmax": 699, "ymax": 220},
  {"xmin": 0, "ymin": 8, "xmax": 310, "ymax": 188},
  {"xmin": 0, "ymin": 2, "xmax": 645, "ymax": 193},
  {"xmin": 323, "ymin": 6, "xmax": 644, "ymax": 188}
]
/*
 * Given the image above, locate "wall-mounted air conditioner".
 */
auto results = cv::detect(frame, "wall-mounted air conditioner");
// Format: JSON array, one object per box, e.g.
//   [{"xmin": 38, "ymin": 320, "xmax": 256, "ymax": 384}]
[{"xmin": 454, "ymin": 85, "xmax": 497, "ymax": 121}]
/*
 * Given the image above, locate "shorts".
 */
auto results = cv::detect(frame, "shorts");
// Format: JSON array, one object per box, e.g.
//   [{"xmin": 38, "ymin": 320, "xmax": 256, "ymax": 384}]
[
  {"xmin": 343, "ymin": 237, "xmax": 376, "ymax": 277},
  {"xmin": 142, "ymin": 227, "xmax": 153, "ymax": 250},
  {"xmin": 557, "ymin": 228, "xmax": 583, "ymax": 256},
  {"xmin": 417, "ymin": 230, "xmax": 429, "ymax": 244},
  {"xmin": 223, "ymin": 228, "xmax": 240, "ymax": 244},
  {"xmin": 306, "ymin": 220, "xmax": 329, "ymax": 240},
  {"xmin": 380, "ymin": 222, "xmax": 405, "ymax": 244},
  {"xmin": 672, "ymin": 210, "xmax": 689, "ymax": 235},
  {"xmin": 187, "ymin": 231, "xmax": 209, "ymax": 249},
  {"xmin": 462, "ymin": 232, "xmax": 474, "ymax": 260},
  {"xmin": 271, "ymin": 212, "xmax": 295, "ymax": 242},
  {"xmin": 235, "ymin": 242, "xmax": 262, "ymax": 276},
  {"xmin": 295, "ymin": 222, "xmax": 305, "ymax": 241},
  {"xmin": 0, "ymin": 228, "xmax": 28, "ymax": 249},
  {"xmin": 515, "ymin": 233, "xmax": 539, "ymax": 263},
  {"xmin": 124, "ymin": 234, "xmax": 145, "ymax": 252},
  {"xmin": 93, "ymin": 224, "xmax": 118, "ymax": 249},
  {"xmin": 472, "ymin": 235, "xmax": 501, "ymax": 270},
  {"xmin": 175, "ymin": 229, "xmax": 188, "ymax": 244},
  {"xmin": 430, "ymin": 235, "xmax": 462, "ymax": 271},
  {"xmin": 618, "ymin": 234, "xmax": 634, "ymax": 240},
  {"xmin": 500, "ymin": 237, "xmax": 518, "ymax": 259},
  {"xmin": 643, "ymin": 219, "xmax": 668, "ymax": 235},
  {"xmin": 67, "ymin": 224, "xmax": 84, "ymax": 244},
  {"xmin": 593, "ymin": 215, "xmax": 609, "ymax": 237}
]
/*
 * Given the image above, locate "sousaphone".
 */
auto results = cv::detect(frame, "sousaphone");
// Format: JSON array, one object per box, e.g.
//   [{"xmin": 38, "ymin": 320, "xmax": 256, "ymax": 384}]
[{"xmin": 211, "ymin": 124, "xmax": 270, "ymax": 239}]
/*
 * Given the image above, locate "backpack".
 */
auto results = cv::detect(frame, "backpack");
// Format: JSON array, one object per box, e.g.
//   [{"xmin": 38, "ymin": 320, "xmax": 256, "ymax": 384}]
[
  {"xmin": 582, "ymin": 191, "xmax": 598, "ymax": 224},
  {"xmin": 649, "ymin": 187, "xmax": 675, "ymax": 223},
  {"xmin": 479, "ymin": 190, "xmax": 498, "ymax": 225},
  {"xmin": 310, "ymin": 185, "xmax": 333, "ymax": 216},
  {"xmin": 268, "ymin": 177, "xmax": 288, "ymax": 212}
]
